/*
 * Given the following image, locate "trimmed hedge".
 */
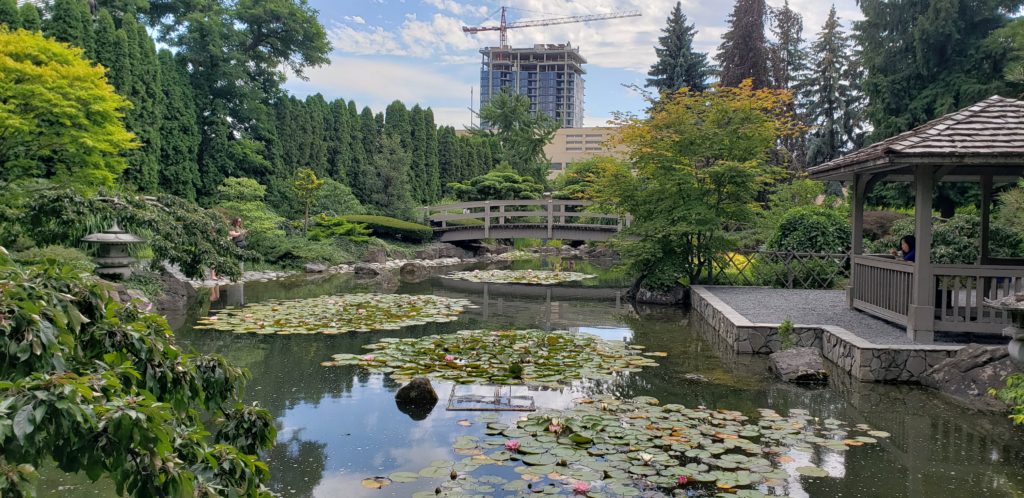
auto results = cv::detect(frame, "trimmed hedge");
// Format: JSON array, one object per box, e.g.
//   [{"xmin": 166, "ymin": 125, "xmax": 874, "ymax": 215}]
[{"xmin": 341, "ymin": 215, "xmax": 434, "ymax": 243}]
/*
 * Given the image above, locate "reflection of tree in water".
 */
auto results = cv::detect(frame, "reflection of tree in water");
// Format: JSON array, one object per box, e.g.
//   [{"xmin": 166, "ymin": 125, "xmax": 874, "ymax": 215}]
[{"xmin": 263, "ymin": 428, "xmax": 327, "ymax": 498}]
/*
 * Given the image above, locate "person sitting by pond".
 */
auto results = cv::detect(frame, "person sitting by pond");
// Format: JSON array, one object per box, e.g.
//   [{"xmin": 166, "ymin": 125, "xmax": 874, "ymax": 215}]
[
  {"xmin": 889, "ymin": 235, "xmax": 916, "ymax": 262},
  {"xmin": 229, "ymin": 217, "xmax": 248, "ymax": 249}
]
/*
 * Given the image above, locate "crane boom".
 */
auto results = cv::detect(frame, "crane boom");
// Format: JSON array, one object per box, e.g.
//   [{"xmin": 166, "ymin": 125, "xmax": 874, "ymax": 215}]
[{"xmin": 462, "ymin": 7, "xmax": 641, "ymax": 48}]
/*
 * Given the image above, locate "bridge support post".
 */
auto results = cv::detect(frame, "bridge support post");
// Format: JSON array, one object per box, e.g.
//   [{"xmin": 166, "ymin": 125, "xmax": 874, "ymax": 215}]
[
  {"xmin": 499, "ymin": 204, "xmax": 505, "ymax": 225},
  {"xmin": 547, "ymin": 200, "xmax": 554, "ymax": 239},
  {"xmin": 484, "ymin": 201, "xmax": 490, "ymax": 239}
]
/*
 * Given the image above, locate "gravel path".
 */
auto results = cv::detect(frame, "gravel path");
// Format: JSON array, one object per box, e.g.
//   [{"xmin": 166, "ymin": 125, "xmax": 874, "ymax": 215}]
[{"xmin": 705, "ymin": 287, "xmax": 919, "ymax": 345}]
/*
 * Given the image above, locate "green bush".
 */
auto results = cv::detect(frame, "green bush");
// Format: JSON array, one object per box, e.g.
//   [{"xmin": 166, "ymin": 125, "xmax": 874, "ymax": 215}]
[
  {"xmin": 341, "ymin": 215, "xmax": 433, "ymax": 243},
  {"xmin": 867, "ymin": 211, "xmax": 1024, "ymax": 263},
  {"xmin": 13, "ymin": 245, "xmax": 95, "ymax": 272},
  {"xmin": 307, "ymin": 215, "xmax": 371, "ymax": 242},
  {"xmin": 767, "ymin": 206, "xmax": 851, "ymax": 254}
]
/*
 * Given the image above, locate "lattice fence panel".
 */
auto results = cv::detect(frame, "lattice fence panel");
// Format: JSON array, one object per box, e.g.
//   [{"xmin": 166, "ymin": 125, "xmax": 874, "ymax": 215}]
[{"xmin": 709, "ymin": 251, "xmax": 851, "ymax": 290}]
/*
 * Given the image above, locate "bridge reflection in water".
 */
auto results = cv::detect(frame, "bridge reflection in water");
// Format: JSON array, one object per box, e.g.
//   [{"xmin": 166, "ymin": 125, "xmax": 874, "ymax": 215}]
[{"xmin": 423, "ymin": 199, "xmax": 631, "ymax": 242}]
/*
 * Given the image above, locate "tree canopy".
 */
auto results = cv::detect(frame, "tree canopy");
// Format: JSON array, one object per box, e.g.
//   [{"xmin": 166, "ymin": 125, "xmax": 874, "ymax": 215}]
[
  {"xmin": 717, "ymin": 0, "xmax": 772, "ymax": 89},
  {"xmin": 0, "ymin": 29, "xmax": 137, "ymax": 190},
  {"xmin": 646, "ymin": 2, "xmax": 710, "ymax": 93},
  {"xmin": 449, "ymin": 165, "xmax": 545, "ymax": 202},
  {"xmin": 473, "ymin": 90, "xmax": 558, "ymax": 182}
]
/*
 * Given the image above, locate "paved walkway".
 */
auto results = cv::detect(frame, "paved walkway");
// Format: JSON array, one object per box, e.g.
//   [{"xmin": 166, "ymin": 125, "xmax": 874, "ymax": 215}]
[{"xmin": 705, "ymin": 287, "xmax": 919, "ymax": 345}]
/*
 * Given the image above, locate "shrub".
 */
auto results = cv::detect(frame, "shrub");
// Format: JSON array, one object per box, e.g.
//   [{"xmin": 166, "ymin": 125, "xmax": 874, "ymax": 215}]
[
  {"xmin": 0, "ymin": 253, "xmax": 275, "ymax": 496},
  {"xmin": 13, "ymin": 245, "xmax": 95, "ymax": 273},
  {"xmin": 307, "ymin": 215, "xmax": 371, "ymax": 242},
  {"xmin": 341, "ymin": 215, "xmax": 433, "ymax": 243},
  {"xmin": 867, "ymin": 211, "xmax": 1024, "ymax": 263},
  {"xmin": 767, "ymin": 206, "xmax": 851, "ymax": 254},
  {"xmin": 862, "ymin": 210, "xmax": 907, "ymax": 241}
]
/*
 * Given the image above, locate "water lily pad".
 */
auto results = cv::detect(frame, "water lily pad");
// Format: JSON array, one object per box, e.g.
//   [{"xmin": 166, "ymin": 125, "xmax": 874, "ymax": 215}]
[
  {"xmin": 361, "ymin": 476, "xmax": 392, "ymax": 489},
  {"xmin": 388, "ymin": 471, "xmax": 420, "ymax": 483},
  {"xmin": 444, "ymin": 269, "xmax": 595, "ymax": 285},
  {"xmin": 198, "ymin": 294, "xmax": 470, "ymax": 336},
  {"xmin": 796, "ymin": 466, "xmax": 830, "ymax": 477},
  {"xmin": 326, "ymin": 329, "xmax": 664, "ymax": 385}
]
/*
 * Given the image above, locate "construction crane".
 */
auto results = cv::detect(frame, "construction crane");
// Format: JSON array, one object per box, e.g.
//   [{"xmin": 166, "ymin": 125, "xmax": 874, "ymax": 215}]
[{"xmin": 462, "ymin": 7, "xmax": 641, "ymax": 49}]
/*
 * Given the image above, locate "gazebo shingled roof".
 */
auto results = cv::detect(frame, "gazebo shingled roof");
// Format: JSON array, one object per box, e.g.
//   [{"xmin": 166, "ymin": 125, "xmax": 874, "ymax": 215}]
[{"xmin": 809, "ymin": 95, "xmax": 1024, "ymax": 181}]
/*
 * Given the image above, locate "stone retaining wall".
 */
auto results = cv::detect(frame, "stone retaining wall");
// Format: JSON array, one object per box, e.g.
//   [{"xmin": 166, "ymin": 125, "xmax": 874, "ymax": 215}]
[{"xmin": 691, "ymin": 286, "xmax": 960, "ymax": 383}]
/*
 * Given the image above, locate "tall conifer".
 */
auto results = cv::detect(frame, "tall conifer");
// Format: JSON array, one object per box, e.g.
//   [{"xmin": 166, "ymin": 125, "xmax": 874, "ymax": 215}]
[
  {"xmin": 716, "ymin": 0, "xmax": 771, "ymax": 88},
  {"xmin": 769, "ymin": 1, "xmax": 805, "ymax": 90},
  {"xmin": 0, "ymin": 0, "xmax": 18, "ymax": 28},
  {"xmin": 18, "ymin": 3, "xmax": 42, "ymax": 31},
  {"xmin": 45, "ymin": 0, "xmax": 93, "ymax": 54},
  {"xmin": 646, "ymin": 2, "xmax": 710, "ymax": 93},
  {"xmin": 798, "ymin": 6, "xmax": 864, "ymax": 166},
  {"xmin": 157, "ymin": 50, "xmax": 201, "ymax": 199}
]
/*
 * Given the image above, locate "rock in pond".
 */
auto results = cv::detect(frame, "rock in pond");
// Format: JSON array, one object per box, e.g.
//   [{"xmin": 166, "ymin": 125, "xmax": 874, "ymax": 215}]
[
  {"xmin": 399, "ymin": 262, "xmax": 430, "ymax": 282},
  {"xmin": 395, "ymin": 378, "xmax": 439, "ymax": 421},
  {"xmin": 919, "ymin": 344, "xmax": 1018, "ymax": 412},
  {"xmin": 304, "ymin": 262, "xmax": 329, "ymax": 273},
  {"xmin": 353, "ymin": 263, "xmax": 381, "ymax": 278},
  {"xmin": 769, "ymin": 347, "xmax": 829, "ymax": 383},
  {"xmin": 363, "ymin": 247, "xmax": 388, "ymax": 264},
  {"xmin": 630, "ymin": 284, "xmax": 688, "ymax": 306}
]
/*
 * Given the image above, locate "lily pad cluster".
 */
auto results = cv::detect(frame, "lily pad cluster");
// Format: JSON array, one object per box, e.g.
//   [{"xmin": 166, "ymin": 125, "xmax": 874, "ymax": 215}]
[
  {"xmin": 322, "ymin": 329, "xmax": 665, "ymax": 386},
  {"xmin": 444, "ymin": 269, "xmax": 595, "ymax": 285},
  {"xmin": 194, "ymin": 294, "xmax": 472, "ymax": 335},
  {"xmin": 366, "ymin": 396, "xmax": 890, "ymax": 497}
]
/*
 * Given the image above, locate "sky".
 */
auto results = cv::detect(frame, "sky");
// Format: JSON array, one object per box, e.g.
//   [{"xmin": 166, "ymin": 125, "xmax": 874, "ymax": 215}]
[{"xmin": 284, "ymin": 0, "xmax": 862, "ymax": 129}]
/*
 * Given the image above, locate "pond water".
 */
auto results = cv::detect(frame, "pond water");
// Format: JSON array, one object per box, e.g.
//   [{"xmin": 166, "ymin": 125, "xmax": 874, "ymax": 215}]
[{"xmin": 40, "ymin": 258, "xmax": 1024, "ymax": 497}]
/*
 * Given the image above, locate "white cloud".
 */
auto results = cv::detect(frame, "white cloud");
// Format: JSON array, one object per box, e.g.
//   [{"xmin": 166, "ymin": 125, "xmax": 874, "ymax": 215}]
[
  {"xmin": 343, "ymin": 15, "xmax": 366, "ymax": 24},
  {"xmin": 421, "ymin": 0, "xmax": 489, "ymax": 17}
]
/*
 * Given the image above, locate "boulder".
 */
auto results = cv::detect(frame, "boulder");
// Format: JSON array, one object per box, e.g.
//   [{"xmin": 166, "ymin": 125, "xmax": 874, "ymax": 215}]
[
  {"xmin": 363, "ymin": 247, "xmax": 388, "ymax": 264},
  {"xmin": 630, "ymin": 284, "xmax": 688, "ymax": 306},
  {"xmin": 400, "ymin": 262, "xmax": 430, "ymax": 283},
  {"xmin": 304, "ymin": 262, "xmax": 329, "ymax": 273},
  {"xmin": 919, "ymin": 344, "xmax": 1017, "ymax": 411},
  {"xmin": 588, "ymin": 246, "xmax": 618, "ymax": 259},
  {"xmin": 475, "ymin": 243, "xmax": 511, "ymax": 256},
  {"xmin": 153, "ymin": 272, "xmax": 195, "ymax": 315},
  {"xmin": 394, "ymin": 377, "xmax": 439, "ymax": 421},
  {"xmin": 353, "ymin": 263, "xmax": 381, "ymax": 278},
  {"xmin": 769, "ymin": 347, "xmax": 829, "ymax": 383}
]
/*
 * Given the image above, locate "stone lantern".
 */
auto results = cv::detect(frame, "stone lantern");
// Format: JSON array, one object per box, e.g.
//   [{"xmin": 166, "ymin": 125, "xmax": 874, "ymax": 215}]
[
  {"xmin": 81, "ymin": 222, "xmax": 145, "ymax": 280},
  {"xmin": 985, "ymin": 293, "xmax": 1024, "ymax": 368}
]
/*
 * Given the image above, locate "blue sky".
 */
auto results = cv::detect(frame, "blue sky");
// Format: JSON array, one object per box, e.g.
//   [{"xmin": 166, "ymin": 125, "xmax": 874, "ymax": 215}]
[{"xmin": 285, "ymin": 0, "xmax": 862, "ymax": 128}]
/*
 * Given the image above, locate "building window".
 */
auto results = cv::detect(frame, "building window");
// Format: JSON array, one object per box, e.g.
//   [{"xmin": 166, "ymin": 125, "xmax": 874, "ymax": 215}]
[
  {"xmin": 550, "ymin": 162, "xmax": 563, "ymax": 170},
  {"xmin": 585, "ymin": 134, "xmax": 603, "ymax": 138},
  {"xmin": 566, "ymin": 147, "xmax": 582, "ymax": 151},
  {"xmin": 566, "ymin": 140, "xmax": 583, "ymax": 145}
]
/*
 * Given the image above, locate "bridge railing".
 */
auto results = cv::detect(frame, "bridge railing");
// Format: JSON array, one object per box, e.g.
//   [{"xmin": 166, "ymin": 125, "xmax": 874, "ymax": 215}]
[{"xmin": 422, "ymin": 200, "xmax": 631, "ymax": 235}]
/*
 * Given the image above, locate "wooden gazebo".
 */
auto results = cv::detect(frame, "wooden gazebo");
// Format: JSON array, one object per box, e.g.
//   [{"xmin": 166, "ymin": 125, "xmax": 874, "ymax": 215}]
[{"xmin": 809, "ymin": 96, "xmax": 1024, "ymax": 343}]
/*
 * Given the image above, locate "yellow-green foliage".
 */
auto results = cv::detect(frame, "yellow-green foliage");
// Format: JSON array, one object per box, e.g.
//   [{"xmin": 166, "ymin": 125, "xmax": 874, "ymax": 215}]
[{"xmin": 0, "ymin": 28, "xmax": 137, "ymax": 189}]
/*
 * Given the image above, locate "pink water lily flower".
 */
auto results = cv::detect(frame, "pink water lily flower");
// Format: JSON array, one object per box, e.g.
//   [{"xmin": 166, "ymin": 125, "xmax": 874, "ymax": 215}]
[
  {"xmin": 363, "ymin": 355, "xmax": 375, "ymax": 361},
  {"xmin": 444, "ymin": 355, "xmax": 455, "ymax": 362},
  {"xmin": 572, "ymin": 481, "xmax": 590, "ymax": 495},
  {"xmin": 356, "ymin": 309, "xmax": 366, "ymax": 315},
  {"xmin": 504, "ymin": 439, "xmax": 520, "ymax": 452},
  {"xmin": 677, "ymin": 476, "xmax": 689, "ymax": 486}
]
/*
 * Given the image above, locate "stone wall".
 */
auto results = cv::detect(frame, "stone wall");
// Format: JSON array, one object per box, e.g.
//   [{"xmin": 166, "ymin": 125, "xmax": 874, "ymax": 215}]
[{"xmin": 691, "ymin": 286, "xmax": 960, "ymax": 383}]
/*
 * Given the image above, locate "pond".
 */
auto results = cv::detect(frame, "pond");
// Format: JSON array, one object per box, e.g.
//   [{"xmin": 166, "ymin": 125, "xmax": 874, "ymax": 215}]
[{"xmin": 40, "ymin": 258, "xmax": 1024, "ymax": 497}]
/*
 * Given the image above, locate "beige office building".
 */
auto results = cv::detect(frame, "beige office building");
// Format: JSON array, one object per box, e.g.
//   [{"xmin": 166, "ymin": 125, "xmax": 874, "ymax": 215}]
[{"xmin": 544, "ymin": 126, "xmax": 627, "ymax": 178}]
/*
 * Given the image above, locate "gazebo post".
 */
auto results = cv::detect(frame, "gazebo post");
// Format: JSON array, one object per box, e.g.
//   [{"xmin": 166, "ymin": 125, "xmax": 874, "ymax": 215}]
[
  {"xmin": 908, "ymin": 165, "xmax": 936, "ymax": 343},
  {"xmin": 849, "ymin": 174, "xmax": 867, "ymax": 309},
  {"xmin": 980, "ymin": 173, "xmax": 993, "ymax": 262}
]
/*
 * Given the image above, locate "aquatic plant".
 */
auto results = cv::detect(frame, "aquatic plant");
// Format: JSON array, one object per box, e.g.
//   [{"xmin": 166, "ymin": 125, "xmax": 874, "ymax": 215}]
[
  {"xmin": 322, "ymin": 329, "xmax": 666, "ymax": 386},
  {"xmin": 444, "ymin": 269, "xmax": 595, "ymax": 285},
  {"xmin": 194, "ymin": 294, "xmax": 472, "ymax": 335}
]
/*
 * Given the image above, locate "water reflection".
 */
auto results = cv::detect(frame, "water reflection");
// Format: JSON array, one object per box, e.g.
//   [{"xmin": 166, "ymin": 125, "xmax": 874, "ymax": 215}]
[{"xmin": 41, "ymin": 263, "xmax": 1024, "ymax": 497}]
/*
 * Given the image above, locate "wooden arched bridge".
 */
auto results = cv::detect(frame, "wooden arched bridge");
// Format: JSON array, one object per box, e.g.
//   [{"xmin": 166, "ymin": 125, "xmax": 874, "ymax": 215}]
[{"xmin": 422, "ymin": 200, "xmax": 630, "ymax": 242}]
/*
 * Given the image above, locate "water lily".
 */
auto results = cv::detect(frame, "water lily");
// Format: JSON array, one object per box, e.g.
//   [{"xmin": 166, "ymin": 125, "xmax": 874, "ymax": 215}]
[
  {"xmin": 572, "ymin": 481, "xmax": 590, "ymax": 495},
  {"xmin": 363, "ymin": 355, "xmax": 375, "ymax": 361},
  {"xmin": 444, "ymin": 355, "xmax": 455, "ymax": 362},
  {"xmin": 548, "ymin": 418, "xmax": 562, "ymax": 433},
  {"xmin": 677, "ymin": 475, "xmax": 689, "ymax": 486},
  {"xmin": 504, "ymin": 439, "xmax": 520, "ymax": 452},
  {"xmin": 356, "ymin": 309, "xmax": 366, "ymax": 315},
  {"xmin": 637, "ymin": 452, "xmax": 654, "ymax": 464}
]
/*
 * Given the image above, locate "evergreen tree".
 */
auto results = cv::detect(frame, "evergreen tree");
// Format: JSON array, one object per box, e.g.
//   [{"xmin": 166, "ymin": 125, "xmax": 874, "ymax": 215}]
[
  {"xmin": 91, "ymin": 9, "xmax": 118, "ymax": 71},
  {"xmin": 769, "ymin": 1, "xmax": 805, "ymax": 90},
  {"xmin": 0, "ymin": 0, "xmax": 18, "ymax": 28},
  {"xmin": 421, "ymin": 107, "xmax": 440, "ymax": 202},
  {"xmin": 349, "ymin": 106, "xmax": 379, "ymax": 205},
  {"xmin": 325, "ymin": 99, "xmax": 352, "ymax": 183},
  {"xmin": 157, "ymin": 49, "xmax": 200, "ymax": 199},
  {"xmin": 857, "ymin": 0, "xmax": 1023, "ymax": 141},
  {"xmin": 407, "ymin": 104, "xmax": 426, "ymax": 203},
  {"xmin": 18, "ymin": 3, "xmax": 42, "ymax": 31},
  {"xmin": 346, "ymin": 100, "xmax": 366, "ymax": 185},
  {"xmin": 646, "ymin": 2, "xmax": 710, "ymax": 93},
  {"xmin": 717, "ymin": 0, "xmax": 771, "ymax": 88},
  {"xmin": 437, "ymin": 126, "xmax": 459, "ymax": 195},
  {"xmin": 798, "ymin": 6, "xmax": 864, "ymax": 166},
  {"xmin": 45, "ymin": 0, "xmax": 94, "ymax": 54},
  {"xmin": 119, "ymin": 16, "xmax": 162, "ymax": 192},
  {"xmin": 366, "ymin": 134, "xmax": 414, "ymax": 219}
]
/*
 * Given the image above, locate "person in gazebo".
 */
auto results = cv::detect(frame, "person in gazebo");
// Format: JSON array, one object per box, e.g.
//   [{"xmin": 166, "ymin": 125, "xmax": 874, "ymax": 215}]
[{"xmin": 890, "ymin": 235, "xmax": 916, "ymax": 262}]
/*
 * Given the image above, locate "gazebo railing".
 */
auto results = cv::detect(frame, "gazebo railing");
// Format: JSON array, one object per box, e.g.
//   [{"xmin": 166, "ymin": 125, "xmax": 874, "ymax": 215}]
[
  {"xmin": 851, "ymin": 255, "xmax": 914, "ymax": 325},
  {"xmin": 934, "ymin": 264, "xmax": 1024, "ymax": 333}
]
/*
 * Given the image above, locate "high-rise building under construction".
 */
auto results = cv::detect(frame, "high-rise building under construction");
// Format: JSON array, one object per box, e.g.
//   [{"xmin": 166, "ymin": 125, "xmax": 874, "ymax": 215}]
[{"xmin": 478, "ymin": 43, "xmax": 585, "ymax": 128}]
